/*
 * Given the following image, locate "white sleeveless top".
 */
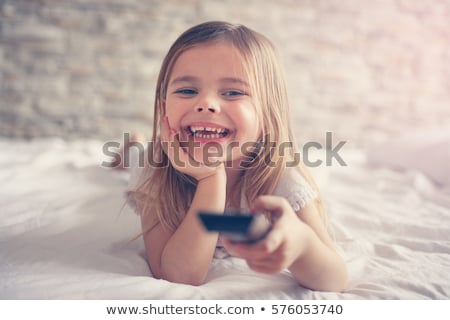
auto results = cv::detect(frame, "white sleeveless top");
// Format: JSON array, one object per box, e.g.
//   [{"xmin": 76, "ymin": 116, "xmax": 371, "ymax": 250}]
[{"xmin": 124, "ymin": 150, "xmax": 317, "ymax": 258}]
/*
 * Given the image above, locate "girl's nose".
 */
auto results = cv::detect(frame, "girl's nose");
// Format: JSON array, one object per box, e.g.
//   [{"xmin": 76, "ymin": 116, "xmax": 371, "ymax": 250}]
[
  {"xmin": 196, "ymin": 105, "xmax": 218, "ymax": 113},
  {"xmin": 195, "ymin": 92, "xmax": 221, "ymax": 113}
]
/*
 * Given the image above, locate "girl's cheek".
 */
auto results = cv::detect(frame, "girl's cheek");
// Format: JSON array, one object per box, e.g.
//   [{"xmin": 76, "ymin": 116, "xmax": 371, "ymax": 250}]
[{"xmin": 165, "ymin": 103, "xmax": 184, "ymax": 130}]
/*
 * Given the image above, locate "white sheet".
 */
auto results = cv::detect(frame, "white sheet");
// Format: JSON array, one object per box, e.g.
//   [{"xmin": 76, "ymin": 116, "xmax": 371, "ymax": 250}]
[{"xmin": 1, "ymin": 138, "xmax": 449, "ymax": 299}]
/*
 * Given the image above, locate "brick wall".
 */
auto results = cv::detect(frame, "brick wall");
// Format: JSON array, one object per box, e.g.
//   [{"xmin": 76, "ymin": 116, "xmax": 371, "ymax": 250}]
[{"xmin": 1, "ymin": 0, "xmax": 449, "ymax": 148}]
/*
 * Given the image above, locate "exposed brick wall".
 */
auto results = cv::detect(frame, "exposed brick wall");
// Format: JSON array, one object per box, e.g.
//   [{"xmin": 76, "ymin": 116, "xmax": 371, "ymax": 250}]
[{"xmin": 1, "ymin": 0, "xmax": 449, "ymax": 148}]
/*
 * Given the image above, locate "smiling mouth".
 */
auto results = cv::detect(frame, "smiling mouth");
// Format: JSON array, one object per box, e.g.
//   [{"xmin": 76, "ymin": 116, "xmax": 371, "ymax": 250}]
[{"xmin": 186, "ymin": 125, "xmax": 230, "ymax": 139}]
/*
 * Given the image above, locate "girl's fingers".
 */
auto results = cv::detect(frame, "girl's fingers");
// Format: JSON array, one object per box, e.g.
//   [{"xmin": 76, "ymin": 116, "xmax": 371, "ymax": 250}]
[
  {"xmin": 160, "ymin": 116, "xmax": 171, "ymax": 143},
  {"xmin": 251, "ymin": 195, "xmax": 296, "ymax": 223},
  {"xmin": 221, "ymin": 238, "xmax": 258, "ymax": 258},
  {"xmin": 160, "ymin": 116, "xmax": 185, "ymax": 167},
  {"xmin": 160, "ymin": 116, "xmax": 172, "ymax": 154},
  {"xmin": 252, "ymin": 195, "xmax": 288, "ymax": 213},
  {"xmin": 160, "ymin": 116, "xmax": 178, "ymax": 157},
  {"xmin": 221, "ymin": 228, "xmax": 282, "ymax": 259},
  {"xmin": 243, "ymin": 242, "xmax": 286, "ymax": 274},
  {"xmin": 246, "ymin": 258, "xmax": 280, "ymax": 274}
]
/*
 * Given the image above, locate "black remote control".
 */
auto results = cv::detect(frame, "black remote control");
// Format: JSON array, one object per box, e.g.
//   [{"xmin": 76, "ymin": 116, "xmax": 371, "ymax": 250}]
[{"xmin": 198, "ymin": 210, "xmax": 271, "ymax": 243}]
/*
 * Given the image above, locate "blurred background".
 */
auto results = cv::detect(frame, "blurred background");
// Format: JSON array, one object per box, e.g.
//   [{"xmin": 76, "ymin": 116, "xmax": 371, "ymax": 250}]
[{"xmin": 1, "ymin": 0, "xmax": 449, "ymax": 149}]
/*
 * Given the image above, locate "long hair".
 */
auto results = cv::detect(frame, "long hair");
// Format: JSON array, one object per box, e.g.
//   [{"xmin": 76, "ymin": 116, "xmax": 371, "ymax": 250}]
[{"xmin": 131, "ymin": 21, "xmax": 326, "ymax": 233}]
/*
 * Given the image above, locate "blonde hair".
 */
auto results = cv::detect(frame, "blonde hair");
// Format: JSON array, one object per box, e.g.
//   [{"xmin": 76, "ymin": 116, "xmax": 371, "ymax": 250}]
[{"xmin": 131, "ymin": 21, "xmax": 326, "ymax": 233}]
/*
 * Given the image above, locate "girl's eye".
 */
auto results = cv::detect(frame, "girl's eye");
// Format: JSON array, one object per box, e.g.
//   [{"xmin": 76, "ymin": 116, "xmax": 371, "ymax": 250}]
[
  {"xmin": 223, "ymin": 90, "xmax": 245, "ymax": 97},
  {"xmin": 175, "ymin": 89, "xmax": 197, "ymax": 95}
]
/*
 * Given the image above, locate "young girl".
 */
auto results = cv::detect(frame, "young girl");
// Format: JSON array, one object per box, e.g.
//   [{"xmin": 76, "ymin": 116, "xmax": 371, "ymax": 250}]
[{"xmin": 126, "ymin": 21, "xmax": 348, "ymax": 291}]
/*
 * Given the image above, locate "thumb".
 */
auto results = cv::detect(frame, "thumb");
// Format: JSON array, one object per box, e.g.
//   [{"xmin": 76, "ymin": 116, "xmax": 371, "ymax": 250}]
[{"xmin": 251, "ymin": 195, "xmax": 292, "ymax": 221}]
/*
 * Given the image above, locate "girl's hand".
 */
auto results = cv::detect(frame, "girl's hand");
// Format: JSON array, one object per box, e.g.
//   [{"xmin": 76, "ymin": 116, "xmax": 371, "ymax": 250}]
[
  {"xmin": 222, "ymin": 195, "xmax": 311, "ymax": 274},
  {"xmin": 160, "ymin": 116, "xmax": 225, "ymax": 181}
]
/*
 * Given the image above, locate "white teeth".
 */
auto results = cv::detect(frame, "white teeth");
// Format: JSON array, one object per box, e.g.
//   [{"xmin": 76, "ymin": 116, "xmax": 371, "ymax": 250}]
[
  {"xmin": 189, "ymin": 125, "xmax": 227, "ymax": 134},
  {"xmin": 195, "ymin": 133, "xmax": 221, "ymax": 139},
  {"xmin": 187, "ymin": 125, "xmax": 228, "ymax": 139},
  {"xmin": 190, "ymin": 126, "xmax": 204, "ymax": 132}
]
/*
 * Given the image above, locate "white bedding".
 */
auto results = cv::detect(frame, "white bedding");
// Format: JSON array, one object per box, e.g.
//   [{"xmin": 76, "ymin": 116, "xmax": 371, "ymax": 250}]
[{"xmin": 1, "ymin": 138, "xmax": 449, "ymax": 299}]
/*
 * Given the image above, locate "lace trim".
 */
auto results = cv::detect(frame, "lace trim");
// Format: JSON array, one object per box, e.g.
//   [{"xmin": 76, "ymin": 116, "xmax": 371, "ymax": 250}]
[
  {"xmin": 285, "ymin": 183, "xmax": 318, "ymax": 212},
  {"xmin": 273, "ymin": 168, "xmax": 318, "ymax": 212}
]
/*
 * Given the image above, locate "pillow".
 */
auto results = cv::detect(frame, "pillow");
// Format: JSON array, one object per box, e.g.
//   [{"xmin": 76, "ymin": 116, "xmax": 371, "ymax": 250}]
[{"xmin": 366, "ymin": 129, "xmax": 450, "ymax": 186}]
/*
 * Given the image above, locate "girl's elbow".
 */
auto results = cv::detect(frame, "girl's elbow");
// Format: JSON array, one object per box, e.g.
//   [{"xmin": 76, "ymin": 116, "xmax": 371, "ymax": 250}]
[
  {"xmin": 167, "ymin": 274, "xmax": 206, "ymax": 286},
  {"xmin": 156, "ymin": 268, "xmax": 206, "ymax": 286},
  {"xmin": 337, "ymin": 268, "xmax": 349, "ymax": 293},
  {"xmin": 326, "ymin": 265, "xmax": 349, "ymax": 293},
  {"xmin": 180, "ymin": 276, "xmax": 206, "ymax": 287},
  {"xmin": 149, "ymin": 257, "xmax": 207, "ymax": 286},
  {"xmin": 168, "ymin": 271, "xmax": 206, "ymax": 286},
  {"xmin": 329, "ymin": 277, "xmax": 348, "ymax": 293}
]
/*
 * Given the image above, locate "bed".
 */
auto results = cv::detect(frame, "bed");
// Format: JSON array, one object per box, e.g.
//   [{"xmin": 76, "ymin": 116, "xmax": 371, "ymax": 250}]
[{"xmin": 1, "ymin": 136, "xmax": 449, "ymax": 299}]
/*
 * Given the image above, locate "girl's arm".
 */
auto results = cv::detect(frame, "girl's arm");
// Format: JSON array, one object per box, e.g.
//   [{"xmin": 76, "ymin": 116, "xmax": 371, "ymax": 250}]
[
  {"xmin": 223, "ymin": 196, "xmax": 348, "ymax": 292},
  {"xmin": 141, "ymin": 116, "xmax": 227, "ymax": 286},
  {"xmin": 141, "ymin": 169, "xmax": 226, "ymax": 286},
  {"xmin": 286, "ymin": 202, "xmax": 348, "ymax": 292}
]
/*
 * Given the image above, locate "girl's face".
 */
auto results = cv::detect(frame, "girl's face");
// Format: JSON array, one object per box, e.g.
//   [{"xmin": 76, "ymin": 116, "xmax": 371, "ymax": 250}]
[{"xmin": 163, "ymin": 41, "xmax": 261, "ymax": 166}]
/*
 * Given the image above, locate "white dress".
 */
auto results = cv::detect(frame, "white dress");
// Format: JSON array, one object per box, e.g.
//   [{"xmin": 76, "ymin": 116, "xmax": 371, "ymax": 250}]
[{"xmin": 124, "ymin": 150, "xmax": 317, "ymax": 258}]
